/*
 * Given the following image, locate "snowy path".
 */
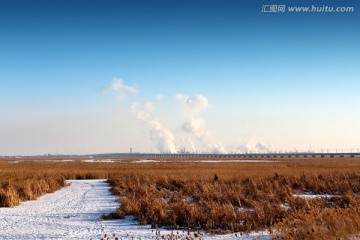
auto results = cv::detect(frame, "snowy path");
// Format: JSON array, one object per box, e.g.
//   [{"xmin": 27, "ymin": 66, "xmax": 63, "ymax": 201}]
[
  {"xmin": 0, "ymin": 180, "xmax": 119, "ymax": 239},
  {"xmin": 0, "ymin": 180, "xmax": 269, "ymax": 240}
]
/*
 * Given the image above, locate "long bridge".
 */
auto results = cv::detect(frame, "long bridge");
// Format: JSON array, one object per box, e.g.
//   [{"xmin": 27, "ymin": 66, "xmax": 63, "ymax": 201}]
[
  {"xmin": 3, "ymin": 152, "xmax": 360, "ymax": 160},
  {"xmin": 90, "ymin": 152, "xmax": 360, "ymax": 159}
]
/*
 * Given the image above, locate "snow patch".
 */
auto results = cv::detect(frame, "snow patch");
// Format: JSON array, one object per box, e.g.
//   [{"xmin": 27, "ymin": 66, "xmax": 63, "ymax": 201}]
[
  {"xmin": 82, "ymin": 159, "xmax": 116, "ymax": 163},
  {"xmin": 293, "ymin": 192, "xmax": 339, "ymax": 199},
  {"xmin": 134, "ymin": 159, "xmax": 160, "ymax": 163}
]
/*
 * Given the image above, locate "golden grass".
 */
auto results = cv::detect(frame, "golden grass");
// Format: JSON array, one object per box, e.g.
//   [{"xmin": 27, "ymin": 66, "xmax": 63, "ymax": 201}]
[
  {"xmin": 271, "ymin": 195, "xmax": 360, "ymax": 239},
  {"xmin": 0, "ymin": 172, "xmax": 66, "ymax": 207},
  {"xmin": 106, "ymin": 172, "xmax": 360, "ymax": 235}
]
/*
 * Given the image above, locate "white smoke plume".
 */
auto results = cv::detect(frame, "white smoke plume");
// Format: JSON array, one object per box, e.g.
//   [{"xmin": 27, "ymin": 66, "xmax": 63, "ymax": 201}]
[
  {"xmin": 130, "ymin": 101, "xmax": 177, "ymax": 154},
  {"xmin": 234, "ymin": 137, "xmax": 273, "ymax": 153},
  {"xmin": 182, "ymin": 117, "xmax": 214, "ymax": 142},
  {"xmin": 181, "ymin": 137, "xmax": 196, "ymax": 153},
  {"xmin": 181, "ymin": 117, "xmax": 225, "ymax": 153},
  {"xmin": 103, "ymin": 78, "xmax": 271, "ymax": 155},
  {"xmin": 102, "ymin": 78, "xmax": 138, "ymax": 100},
  {"xmin": 103, "ymin": 78, "xmax": 176, "ymax": 154},
  {"xmin": 177, "ymin": 94, "xmax": 225, "ymax": 154}
]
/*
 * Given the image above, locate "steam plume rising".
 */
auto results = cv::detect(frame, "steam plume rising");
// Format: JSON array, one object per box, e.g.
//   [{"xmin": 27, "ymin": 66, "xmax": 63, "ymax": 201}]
[
  {"xmin": 103, "ymin": 78, "xmax": 272, "ymax": 155},
  {"xmin": 177, "ymin": 94, "xmax": 225, "ymax": 153},
  {"xmin": 235, "ymin": 137, "xmax": 273, "ymax": 153},
  {"xmin": 130, "ymin": 102, "xmax": 177, "ymax": 153},
  {"xmin": 182, "ymin": 137, "xmax": 196, "ymax": 153}
]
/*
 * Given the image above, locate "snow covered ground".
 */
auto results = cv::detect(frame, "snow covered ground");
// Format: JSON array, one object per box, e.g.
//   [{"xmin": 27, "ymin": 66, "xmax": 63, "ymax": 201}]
[{"xmin": 0, "ymin": 180, "xmax": 270, "ymax": 240}]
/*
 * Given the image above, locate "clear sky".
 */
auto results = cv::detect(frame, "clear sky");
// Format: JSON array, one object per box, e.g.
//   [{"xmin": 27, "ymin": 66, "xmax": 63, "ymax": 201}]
[{"xmin": 1, "ymin": 0, "xmax": 359, "ymax": 155}]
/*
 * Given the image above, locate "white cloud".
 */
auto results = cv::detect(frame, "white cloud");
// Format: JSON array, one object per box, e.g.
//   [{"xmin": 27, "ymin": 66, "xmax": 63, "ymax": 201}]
[
  {"xmin": 176, "ymin": 94, "xmax": 209, "ymax": 115},
  {"xmin": 102, "ymin": 78, "xmax": 138, "ymax": 100},
  {"xmin": 156, "ymin": 94, "xmax": 165, "ymax": 101}
]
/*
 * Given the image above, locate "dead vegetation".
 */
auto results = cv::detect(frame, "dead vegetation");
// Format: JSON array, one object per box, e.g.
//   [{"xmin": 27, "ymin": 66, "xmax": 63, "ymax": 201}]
[
  {"xmin": 106, "ymin": 172, "xmax": 360, "ymax": 236},
  {"xmin": 272, "ymin": 195, "xmax": 360, "ymax": 239},
  {"xmin": 1, "ymin": 157, "xmax": 360, "ymax": 238},
  {"xmin": 0, "ymin": 172, "xmax": 66, "ymax": 207}
]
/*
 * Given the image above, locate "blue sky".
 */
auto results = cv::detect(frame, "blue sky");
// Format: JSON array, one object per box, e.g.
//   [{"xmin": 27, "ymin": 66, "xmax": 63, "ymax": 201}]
[{"xmin": 1, "ymin": 0, "xmax": 359, "ymax": 155}]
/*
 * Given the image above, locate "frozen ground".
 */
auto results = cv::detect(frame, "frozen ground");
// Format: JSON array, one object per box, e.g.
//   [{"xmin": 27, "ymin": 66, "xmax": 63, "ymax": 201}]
[{"xmin": 0, "ymin": 180, "xmax": 270, "ymax": 240}]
